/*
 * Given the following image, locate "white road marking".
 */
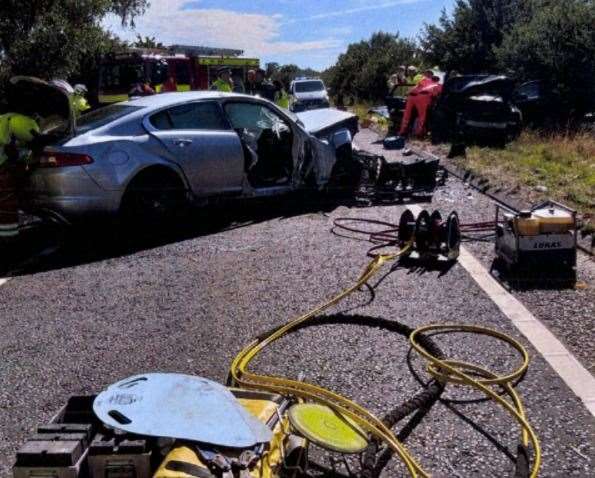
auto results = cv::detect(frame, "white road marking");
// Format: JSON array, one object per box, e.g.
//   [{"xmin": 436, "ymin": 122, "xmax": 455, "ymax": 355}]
[{"xmin": 409, "ymin": 205, "xmax": 595, "ymax": 417}]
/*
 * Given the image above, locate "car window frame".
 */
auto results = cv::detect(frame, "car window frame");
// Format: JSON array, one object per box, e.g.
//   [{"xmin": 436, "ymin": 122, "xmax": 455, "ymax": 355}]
[
  {"xmin": 221, "ymin": 98, "xmax": 297, "ymax": 137},
  {"xmin": 513, "ymin": 81, "xmax": 542, "ymax": 102},
  {"xmin": 76, "ymin": 104, "xmax": 143, "ymax": 136},
  {"xmin": 143, "ymin": 100, "xmax": 232, "ymax": 133}
]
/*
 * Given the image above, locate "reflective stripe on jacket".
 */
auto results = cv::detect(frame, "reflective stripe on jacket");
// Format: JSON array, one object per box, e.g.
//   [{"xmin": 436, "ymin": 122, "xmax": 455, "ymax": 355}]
[{"xmin": 211, "ymin": 79, "xmax": 232, "ymax": 92}]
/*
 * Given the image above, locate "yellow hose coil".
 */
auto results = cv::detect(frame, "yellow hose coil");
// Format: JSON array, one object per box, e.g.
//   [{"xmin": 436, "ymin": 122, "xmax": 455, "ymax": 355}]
[{"xmin": 229, "ymin": 243, "xmax": 541, "ymax": 477}]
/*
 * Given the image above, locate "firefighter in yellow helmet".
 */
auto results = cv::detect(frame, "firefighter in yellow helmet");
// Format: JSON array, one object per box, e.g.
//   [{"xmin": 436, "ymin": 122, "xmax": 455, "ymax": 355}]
[
  {"xmin": 73, "ymin": 84, "xmax": 91, "ymax": 117},
  {"xmin": 210, "ymin": 67, "xmax": 233, "ymax": 93},
  {"xmin": 0, "ymin": 112, "xmax": 40, "ymax": 239}
]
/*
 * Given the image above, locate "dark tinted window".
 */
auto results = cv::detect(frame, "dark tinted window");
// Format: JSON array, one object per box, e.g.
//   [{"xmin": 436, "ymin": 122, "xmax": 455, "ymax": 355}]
[
  {"xmin": 100, "ymin": 62, "xmax": 144, "ymax": 90},
  {"xmin": 515, "ymin": 82, "xmax": 541, "ymax": 101},
  {"xmin": 76, "ymin": 105, "xmax": 141, "ymax": 135},
  {"xmin": 294, "ymin": 80, "xmax": 325, "ymax": 93},
  {"xmin": 150, "ymin": 102, "xmax": 228, "ymax": 130}
]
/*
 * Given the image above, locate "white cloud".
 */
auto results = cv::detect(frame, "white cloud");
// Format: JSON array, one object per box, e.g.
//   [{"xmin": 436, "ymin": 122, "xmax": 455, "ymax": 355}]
[
  {"xmin": 104, "ymin": 1, "xmax": 340, "ymax": 57},
  {"xmin": 289, "ymin": 0, "xmax": 425, "ymax": 22}
]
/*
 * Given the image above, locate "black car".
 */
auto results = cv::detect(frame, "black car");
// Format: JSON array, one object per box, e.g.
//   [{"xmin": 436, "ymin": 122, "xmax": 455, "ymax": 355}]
[{"xmin": 430, "ymin": 75, "xmax": 523, "ymax": 146}]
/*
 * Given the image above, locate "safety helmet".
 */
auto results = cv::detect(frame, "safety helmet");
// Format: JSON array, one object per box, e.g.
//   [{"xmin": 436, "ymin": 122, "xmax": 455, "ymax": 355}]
[{"xmin": 74, "ymin": 84, "xmax": 88, "ymax": 95}]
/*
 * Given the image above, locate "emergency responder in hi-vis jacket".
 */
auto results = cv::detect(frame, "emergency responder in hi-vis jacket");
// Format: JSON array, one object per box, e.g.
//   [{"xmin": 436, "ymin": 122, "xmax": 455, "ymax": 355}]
[
  {"xmin": 274, "ymin": 80, "xmax": 290, "ymax": 109},
  {"xmin": 211, "ymin": 67, "xmax": 233, "ymax": 93},
  {"xmin": 0, "ymin": 113, "xmax": 40, "ymax": 239},
  {"xmin": 73, "ymin": 84, "xmax": 91, "ymax": 117}
]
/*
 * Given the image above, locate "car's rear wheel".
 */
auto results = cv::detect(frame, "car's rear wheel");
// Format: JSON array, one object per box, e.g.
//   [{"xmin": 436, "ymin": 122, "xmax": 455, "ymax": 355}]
[{"xmin": 119, "ymin": 168, "xmax": 188, "ymax": 230}]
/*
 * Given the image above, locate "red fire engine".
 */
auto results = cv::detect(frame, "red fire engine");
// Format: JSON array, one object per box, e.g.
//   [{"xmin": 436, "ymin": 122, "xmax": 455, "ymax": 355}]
[{"xmin": 95, "ymin": 45, "xmax": 260, "ymax": 105}]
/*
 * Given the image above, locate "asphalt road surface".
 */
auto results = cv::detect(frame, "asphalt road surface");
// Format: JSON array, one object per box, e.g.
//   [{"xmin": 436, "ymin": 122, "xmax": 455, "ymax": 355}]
[{"xmin": 1, "ymin": 131, "xmax": 593, "ymax": 477}]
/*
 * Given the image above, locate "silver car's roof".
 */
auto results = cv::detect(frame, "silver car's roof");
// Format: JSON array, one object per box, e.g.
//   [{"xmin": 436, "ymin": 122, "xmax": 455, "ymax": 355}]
[{"xmin": 126, "ymin": 91, "xmax": 254, "ymax": 109}]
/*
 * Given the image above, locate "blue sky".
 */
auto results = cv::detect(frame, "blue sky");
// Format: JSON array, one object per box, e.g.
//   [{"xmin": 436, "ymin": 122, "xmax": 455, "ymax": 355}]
[{"xmin": 104, "ymin": 0, "xmax": 455, "ymax": 70}]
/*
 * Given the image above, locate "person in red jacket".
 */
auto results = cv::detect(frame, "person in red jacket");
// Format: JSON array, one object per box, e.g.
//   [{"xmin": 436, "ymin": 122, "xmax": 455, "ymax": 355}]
[{"xmin": 399, "ymin": 71, "xmax": 443, "ymax": 138}]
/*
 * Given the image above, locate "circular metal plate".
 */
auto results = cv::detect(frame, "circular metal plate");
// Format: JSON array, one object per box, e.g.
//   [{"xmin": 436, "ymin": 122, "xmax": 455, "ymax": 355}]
[
  {"xmin": 398, "ymin": 209, "xmax": 415, "ymax": 244},
  {"xmin": 288, "ymin": 403, "xmax": 369, "ymax": 454},
  {"xmin": 430, "ymin": 210, "xmax": 443, "ymax": 242},
  {"xmin": 447, "ymin": 212, "xmax": 461, "ymax": 260},
  {"xmin": 415, "ymin": 210, "xmax": 431, "ymax": 252}
]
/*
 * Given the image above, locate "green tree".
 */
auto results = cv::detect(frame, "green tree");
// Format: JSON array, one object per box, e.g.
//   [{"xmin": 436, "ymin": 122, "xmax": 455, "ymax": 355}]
[
  {"xmin": 496, "ymin": 0, "xmax": 595, "ymax": 114},
  {"xmin": 271, "ymin": 64, "xmax": 299, "ymax": 89},
  {"xmin": 265, "ymin": 62, "xmax": 280, "ymax": 79},
  {"xmin": 421, "ymin": 0, "xmax": 529, "ymax": 73},
  {"xmin": 324, "ymin": 32, "xmax": 418, "ymax": 102},
  {"xmin": 0, "ymin": 0, "xmax": 147, "ymax": 82},
  {"xmin": 132, "ymin": 35, "xmax": 165, "ymax": 50}
]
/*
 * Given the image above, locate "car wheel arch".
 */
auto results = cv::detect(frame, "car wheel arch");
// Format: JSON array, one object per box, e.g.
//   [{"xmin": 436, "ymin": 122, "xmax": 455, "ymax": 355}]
[{"xmin": 120, "ymin": 165, "xmax": 188, "ymax": 203}]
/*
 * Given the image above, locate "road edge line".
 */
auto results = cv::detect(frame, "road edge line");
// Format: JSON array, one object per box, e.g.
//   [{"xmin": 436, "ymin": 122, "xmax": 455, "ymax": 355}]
[{"xmin": 409, "ymin": 205, "xmax": 595, "ymax": 417}]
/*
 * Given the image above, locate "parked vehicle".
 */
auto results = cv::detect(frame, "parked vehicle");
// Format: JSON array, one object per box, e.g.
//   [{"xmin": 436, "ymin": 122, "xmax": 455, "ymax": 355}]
[
  {"xmin": 96, "ymin": 46, "xmax": 260, "ymax": 105},
  {"xmin": 11, "ymin": 77, "xmax": 358, "ymax": 224},
  {"xmin": 430, "ymin": 75, "xmax": 523, "ymax": 146},
  {"xmin": 289, "ymin": 78, "xmax": 330, "ymax": 112},
  {"xmin": 511, "ymin": 80, "xmax": 567, "ymax": 129}
]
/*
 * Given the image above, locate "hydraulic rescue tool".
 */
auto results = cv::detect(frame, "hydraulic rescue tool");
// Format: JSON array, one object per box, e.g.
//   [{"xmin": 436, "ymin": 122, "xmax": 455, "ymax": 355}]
[
  {"xmin": 396, "ymin": 209, "xmax": 461, "ymax": 261},
  {"xmin": 13, "ymin": 210, "xmax": 541, "ymax": 478}
]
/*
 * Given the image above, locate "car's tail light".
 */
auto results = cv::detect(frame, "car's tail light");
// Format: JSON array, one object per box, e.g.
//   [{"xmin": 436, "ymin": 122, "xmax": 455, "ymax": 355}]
[{"xmin": 38, "ymin": 151, "xmax": 94, "ymax": 168}]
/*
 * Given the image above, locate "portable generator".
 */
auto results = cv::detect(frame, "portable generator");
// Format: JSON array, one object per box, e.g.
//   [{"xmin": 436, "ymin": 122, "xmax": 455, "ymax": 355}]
[{"xmin": 495, "ymin": 200, "xmax": 577, "ymax": 272}]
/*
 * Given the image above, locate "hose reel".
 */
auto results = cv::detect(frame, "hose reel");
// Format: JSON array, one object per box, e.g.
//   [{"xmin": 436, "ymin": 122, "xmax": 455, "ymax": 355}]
[{"xmin": 398, "ymin": 209, "xmax": 461, "ymax": 260}]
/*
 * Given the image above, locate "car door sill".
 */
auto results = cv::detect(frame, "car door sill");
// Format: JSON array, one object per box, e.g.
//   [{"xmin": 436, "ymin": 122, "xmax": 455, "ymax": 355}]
[{"xmin": 251, "ymin": 186, "xmax": 293, "ymax": 197}]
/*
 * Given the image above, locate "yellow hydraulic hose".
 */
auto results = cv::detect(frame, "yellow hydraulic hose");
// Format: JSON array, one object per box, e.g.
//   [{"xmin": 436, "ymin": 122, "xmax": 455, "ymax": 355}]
[{"xmin": 229, "ymin": 242, "xmax": 541, "ymax": 477}]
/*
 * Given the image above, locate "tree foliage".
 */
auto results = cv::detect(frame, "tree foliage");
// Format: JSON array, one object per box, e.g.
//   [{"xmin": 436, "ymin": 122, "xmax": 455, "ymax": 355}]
[
  {"xmin": 132, "ymin": 34, "xmax": 165, "ymax": 50},
  {"xmin": 421, "ymin": 0, "xmax": 595, "ymax": 115},
  {"xmin": 266, "ymin": 63, "xmax": 321, "ymax": 89},
  {"xmin": 323, "ymin": 32, "xmax": 419, "ymax": 102},
  {"xmin": 495, "ymin": 1, "xmax": 595, "ymax": 113},
  {"xmin": 421, "ymin": 0, "xmax": 531, "ymax": 74},
  {"xmin": 0, "ymin": 0, "xmax": 148, "ymax": 83}
]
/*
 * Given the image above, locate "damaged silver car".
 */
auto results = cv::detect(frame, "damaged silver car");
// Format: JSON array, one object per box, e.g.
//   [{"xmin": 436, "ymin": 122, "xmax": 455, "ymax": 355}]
[{"xmin": 14, "ymin": 77, "xmax": 358, "ymax": 223}]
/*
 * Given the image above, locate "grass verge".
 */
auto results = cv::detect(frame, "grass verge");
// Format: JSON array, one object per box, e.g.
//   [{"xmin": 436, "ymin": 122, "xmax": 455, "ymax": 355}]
[{"xmin": 452, "ymin": 131, "xmax": 595, "ymax": 230}]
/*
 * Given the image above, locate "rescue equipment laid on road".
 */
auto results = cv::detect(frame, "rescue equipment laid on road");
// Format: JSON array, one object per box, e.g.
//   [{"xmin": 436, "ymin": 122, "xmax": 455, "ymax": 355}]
[
  {"xmin": 13, "ymin": 209, "xmax": 541, "ymax": 478},
  {"xmin": 397, "ymin": 209, "xmax": 461, "ymax": 260},
  {"xmin": 495, "ymin": 200, "xmax": 577, "ymax": 272},
  {"xmin": 352, "ymin": 151, "xmax": 447, "ymax": 205}
]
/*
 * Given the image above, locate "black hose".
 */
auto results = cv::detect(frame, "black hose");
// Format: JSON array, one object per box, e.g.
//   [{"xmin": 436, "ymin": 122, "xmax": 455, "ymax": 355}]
[{"xmin": 285, "ymin": 314, "xmax": 446, "ymax": 478}]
